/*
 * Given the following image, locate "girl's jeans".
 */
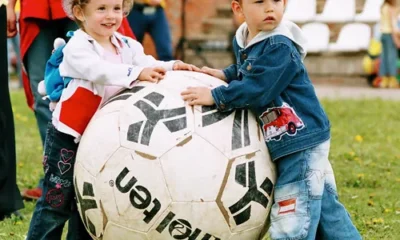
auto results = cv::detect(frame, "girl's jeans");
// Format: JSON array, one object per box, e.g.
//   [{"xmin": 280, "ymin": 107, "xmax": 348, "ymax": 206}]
[
  {"xmin": 269, "ymin": 140, "xmax": 362, "ymax": 240},
  {"xmin": 379, "ymin": 33, "xmax": 398, "ymax": 77},
  {"xmin": 27, "ymin": 123, "xmax": 90, "ymax": 240}
]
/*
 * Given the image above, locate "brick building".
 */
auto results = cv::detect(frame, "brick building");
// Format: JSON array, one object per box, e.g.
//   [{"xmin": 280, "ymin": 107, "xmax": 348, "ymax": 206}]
[{"xmin": 141, "ymin": 0, "xmax": 379, "ymax": 85}]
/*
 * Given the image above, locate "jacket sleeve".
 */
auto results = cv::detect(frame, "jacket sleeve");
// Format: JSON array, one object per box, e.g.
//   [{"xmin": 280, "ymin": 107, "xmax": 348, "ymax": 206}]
[
  {"xmin": 211, "ymin": 43, "xmax": 300, "ymax": 112},
  {"xmin": 222, "ymin": 64, "xmax": 238, "ymax": 83},
  {"xmin": 60, "ymin": 39, "xmax": 140, "ymax": 88},
  {"xmin": 127, "ymin": 38, "xmax": 176, "ymax": 71}
]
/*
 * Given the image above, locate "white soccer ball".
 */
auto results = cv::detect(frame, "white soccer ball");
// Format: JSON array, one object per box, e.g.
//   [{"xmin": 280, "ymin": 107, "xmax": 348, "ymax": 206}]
[{"xmin": 74, "ymin": 71, "xmax": 277, "ymax": 240}]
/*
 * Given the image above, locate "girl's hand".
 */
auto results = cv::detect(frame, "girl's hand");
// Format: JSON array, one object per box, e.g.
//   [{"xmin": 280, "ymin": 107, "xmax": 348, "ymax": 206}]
[
  {"xmin": 138, "ymin": 67, "xmax": 166, "ymax": 83},
  {"xmin": 173, "ymin": 61, "xmax": 201, "ymax": 71},
  {"xmin": 181, "ymin": 87, "xmax": 215, "ymax": 106},
  {"xmin": 201, "ymin": 67, "xmax": 227, "ymax": 81}
]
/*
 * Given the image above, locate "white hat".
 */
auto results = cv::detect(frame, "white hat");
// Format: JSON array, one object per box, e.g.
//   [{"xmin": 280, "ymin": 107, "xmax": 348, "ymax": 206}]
[{"xmin": 62, "ymin": 0, "xmax": 75, "ymax": 20}]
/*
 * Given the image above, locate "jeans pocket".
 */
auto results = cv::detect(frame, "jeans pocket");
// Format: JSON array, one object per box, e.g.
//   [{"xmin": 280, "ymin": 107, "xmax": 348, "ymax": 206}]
[{"xmin": 269, "ymin": 180, "xmax": 310, "ymax": 240}]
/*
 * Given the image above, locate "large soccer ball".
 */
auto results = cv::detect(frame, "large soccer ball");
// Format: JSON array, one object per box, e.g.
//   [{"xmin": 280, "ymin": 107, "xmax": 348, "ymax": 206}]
[{"xmin": 74, "ymin": 71, "xmax": 277, "ymax": 240}]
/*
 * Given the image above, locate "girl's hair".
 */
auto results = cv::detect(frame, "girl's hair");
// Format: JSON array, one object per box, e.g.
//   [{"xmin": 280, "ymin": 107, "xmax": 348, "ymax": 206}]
[
  {"xmin": 383, "ymin": 0, "xmax": 397, "ymax": 6},
  {"xmin": 70, "ymin": 0, "xmax": 134, "ymax": 26}
]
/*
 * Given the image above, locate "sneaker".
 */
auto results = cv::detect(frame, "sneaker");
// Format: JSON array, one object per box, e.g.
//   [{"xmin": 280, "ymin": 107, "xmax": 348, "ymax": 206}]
[{"xmin": 21, "ymin": 187, "xmax": 42, "ymax": 201}]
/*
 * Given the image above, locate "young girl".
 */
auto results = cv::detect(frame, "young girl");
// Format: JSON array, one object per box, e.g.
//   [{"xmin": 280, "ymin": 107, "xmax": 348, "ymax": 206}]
[
  {"xmin": 380, "ymin": 0, "xmax": 399, "ymax": 88},
  {"xmin": 26, "ymin": 0, "xmax": 198, "ymax": 239}
]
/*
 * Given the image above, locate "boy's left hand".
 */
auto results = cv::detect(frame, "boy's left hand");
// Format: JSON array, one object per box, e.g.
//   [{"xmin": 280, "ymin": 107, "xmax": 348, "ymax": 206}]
[
  {"xmin": 181, "ymin": 87, "xmax": 215, "ymax": 106},
  {"xmin": 173, "ymin": 61, "xmax": 201, "ymax": 71}
]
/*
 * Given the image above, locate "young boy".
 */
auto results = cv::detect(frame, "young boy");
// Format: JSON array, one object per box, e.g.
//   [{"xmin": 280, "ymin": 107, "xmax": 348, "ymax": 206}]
[{"xmin": 181, "ymin": 0, "xmax": 362, "ymax": 239}]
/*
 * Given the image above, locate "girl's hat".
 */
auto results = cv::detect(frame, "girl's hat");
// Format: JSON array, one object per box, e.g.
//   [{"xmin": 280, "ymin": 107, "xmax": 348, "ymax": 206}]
[{"xmin": 62, "ymin": 0, "xmax": 75, "ymax": 20}]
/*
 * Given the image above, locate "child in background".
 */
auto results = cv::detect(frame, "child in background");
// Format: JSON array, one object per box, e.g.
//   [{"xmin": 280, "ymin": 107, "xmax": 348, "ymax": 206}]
[
  {"xmin": 379, "ymin": 0, "xmax": 399, "ymax": 88},
  {"xmin": 181, "ymin": 0, "xmax": 361, "ymax": 239},
  {"xmin": 26, "ymin": 0, "xmax": 198, "ymax": 239}
]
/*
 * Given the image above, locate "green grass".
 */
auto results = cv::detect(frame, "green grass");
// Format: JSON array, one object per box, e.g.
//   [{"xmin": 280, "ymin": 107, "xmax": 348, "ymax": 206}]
[{"xmin": 1, "ymin": 90, "xmax": 399, "ymax": 240}]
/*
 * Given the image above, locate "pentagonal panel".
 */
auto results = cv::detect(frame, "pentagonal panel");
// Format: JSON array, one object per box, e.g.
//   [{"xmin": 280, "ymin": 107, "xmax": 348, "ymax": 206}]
[
  {"xmin": 97, "ymin": 148, "xmax": 171, "ymax": 232},
  {"xmin": 148, "ymin": 202, "xmax": 232, "ymax": 240},
  {"xmin": 74, "ymin": 162, "xmax": 104, "ymax": 239},
  {"xmin": 119, "ymin": 84, "xmax": 194, "ymax": 158},
  {"xmin": 76, "ymin": 112, "xmax": 120, "ymax": 177},
  {"xmin": 103, "ymin": 222, "xmax": 148, "ymax": 240},
  {"xmin": 219, "ymin": 149, "xmax": 276, "ymax": 233},
  {"xmin": 160, "ymin": 134, "xmax": 229, "ymax": 202},
  {"xmin": 194, "ymin": 106, "xmax": 261, "ymax": 159}
]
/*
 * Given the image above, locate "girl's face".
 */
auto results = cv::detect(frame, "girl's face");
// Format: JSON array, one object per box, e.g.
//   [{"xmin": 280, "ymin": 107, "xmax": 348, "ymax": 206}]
[{"xmin": 75, "ymin": 0, "xmax": 124, "ymax": 43}]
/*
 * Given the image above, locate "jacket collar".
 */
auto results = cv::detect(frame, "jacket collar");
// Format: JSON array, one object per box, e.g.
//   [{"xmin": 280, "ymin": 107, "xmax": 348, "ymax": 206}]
[
  {"xmin": 73, "ymin": 29, "xmax": 125, "ymax": 55},
  {"xmin": 235, "ymin": 20, "xmax": 307, "ymax": 60}
]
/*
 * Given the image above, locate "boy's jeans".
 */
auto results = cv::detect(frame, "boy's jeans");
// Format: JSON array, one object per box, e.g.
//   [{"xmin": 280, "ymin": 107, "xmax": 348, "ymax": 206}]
[
  {"xmin": 269, "ymin": 140, "xmax": 361, "ymax": 240},
  {"xmin": 27, "ymin": 123, "xmax": 90, "ymax": 240}
]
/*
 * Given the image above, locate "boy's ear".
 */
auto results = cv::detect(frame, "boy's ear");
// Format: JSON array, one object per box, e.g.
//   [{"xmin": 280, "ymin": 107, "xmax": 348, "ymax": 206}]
[
  {"xmin": 231, "ymin": 1, "xmax": 243, "ymax": 18},
  {"xmin": 73, "ymin": 5, "xmax": 85, "ymax": 22}
]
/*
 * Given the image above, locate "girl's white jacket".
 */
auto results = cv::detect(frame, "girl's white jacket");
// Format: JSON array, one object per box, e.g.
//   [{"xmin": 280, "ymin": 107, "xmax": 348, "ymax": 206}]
[{"xmin": 54, "ymin": 29, "xmax": 176, "ymax": 142}]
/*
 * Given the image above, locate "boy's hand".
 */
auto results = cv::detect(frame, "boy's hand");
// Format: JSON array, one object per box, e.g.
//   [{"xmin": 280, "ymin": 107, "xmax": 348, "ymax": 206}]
[
  {"xmin": 181, "ymin": 87, "xmax": 215, "ymax": 106},
  {"xmin": 173, "ymin": 61, "xmax": 201, "ymax": 71},
  {"xmin": 201, "ymin": 67, "xmax": 227, "ymax": 81},
  {"xmin": 138, "ymin": 67, "xmax": 166, "ymax": 83}
]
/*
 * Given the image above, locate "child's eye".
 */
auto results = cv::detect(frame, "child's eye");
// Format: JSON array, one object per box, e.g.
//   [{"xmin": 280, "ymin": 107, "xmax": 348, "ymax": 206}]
[
  {"xmin": 98, "ymin": 7, "xmax": 106, "ymax": 10},
  {"xmin": 114, "ymin": 6, "xmax": 122, "ymax": 11}
]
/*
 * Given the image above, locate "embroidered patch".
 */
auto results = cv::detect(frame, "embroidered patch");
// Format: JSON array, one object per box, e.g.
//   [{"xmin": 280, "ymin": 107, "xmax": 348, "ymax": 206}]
[
  {"xmin": 46, "ymin": 188, "xmax": 64, "ymax": 208},
  {"xmin": 43, "ymin": 156, "xmax": 49, "ymax": 174},
  {"xmin": 58, "ymin": 161, "xmax": 72, "ymax": 175},
  {"xmin": 60, "ymin": 148, "xmax": 74, "ymax": 162},
  {"xmin": 49, "ymin": 173, "xmax": 72, "ymax": 188},
  {"xmin": 127, "ymin": 67, "xmax": 133, "ymax": 77},
  {"xmin": 278, "ymin": 198, "xmax": 297, "ymax": 215},
  {"xmin": 259, "ymin": 103, "xmax": 305, "ymax": 142}
]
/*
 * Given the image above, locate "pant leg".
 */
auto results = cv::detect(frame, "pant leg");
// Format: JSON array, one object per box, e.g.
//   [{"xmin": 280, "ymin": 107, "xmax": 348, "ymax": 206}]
[
  {"xmin": 379, "ymin": 34, "xmax": 398, "ymax": 77},
  {"xmin": 127, "ymin": 8, "xmax": 149, "ymax": 43},
  {"xmin": 149, "ymin": 8, "xmax": 173, "ymax": 61},
  {"xmin": 0, "ymin": 5, "xmax": 24, "ymax": 215},
  {"xmin": 27, "ymin": 124, "xmax": 87, "ymax": 239},
  {"xmin": 23, "ymin": 21, "xmax": 57, "ymax": 146},
  {"xmin": 316, "ymin": 162, "xmax": 362, "ymax": 240}
]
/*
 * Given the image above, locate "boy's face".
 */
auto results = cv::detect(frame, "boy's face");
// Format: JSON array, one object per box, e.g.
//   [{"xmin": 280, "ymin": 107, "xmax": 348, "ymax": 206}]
[{"xmin": 232, "ymin": 0, "xmax": 287, "ymax": 35}]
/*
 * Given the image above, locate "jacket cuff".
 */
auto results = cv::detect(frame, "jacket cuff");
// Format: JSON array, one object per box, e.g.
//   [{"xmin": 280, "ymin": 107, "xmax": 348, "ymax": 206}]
[
  {"xmin": 211, "ymin": 87, "xmax": 231, "ymax": 112},
  {"xmin": 222, "ymin": 68, "xmax": 236, "ymax": 83}
]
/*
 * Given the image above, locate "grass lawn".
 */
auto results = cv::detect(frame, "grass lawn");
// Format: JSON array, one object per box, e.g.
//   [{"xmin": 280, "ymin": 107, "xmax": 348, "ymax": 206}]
[{"xmin": 0, "ymin": 90, "xmax": 399, "ymax": 240}]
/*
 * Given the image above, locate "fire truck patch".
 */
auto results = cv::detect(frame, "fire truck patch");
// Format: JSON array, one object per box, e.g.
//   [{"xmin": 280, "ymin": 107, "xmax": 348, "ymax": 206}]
[{"xmin": 259, "ymin": 103, "xmax": 304, "ymax": 142}]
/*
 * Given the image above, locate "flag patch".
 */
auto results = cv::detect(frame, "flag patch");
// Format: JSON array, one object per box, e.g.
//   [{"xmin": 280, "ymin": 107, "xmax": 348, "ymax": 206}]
[{"xmin": 278, "ymin": 198, "xmax": 296, "ymax": 215}]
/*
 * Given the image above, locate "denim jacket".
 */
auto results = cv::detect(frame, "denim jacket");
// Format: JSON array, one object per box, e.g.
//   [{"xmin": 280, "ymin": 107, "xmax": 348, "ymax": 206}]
[{"xmin": 211, "ymin": 21, "xmax": 330, "ymax": 161}]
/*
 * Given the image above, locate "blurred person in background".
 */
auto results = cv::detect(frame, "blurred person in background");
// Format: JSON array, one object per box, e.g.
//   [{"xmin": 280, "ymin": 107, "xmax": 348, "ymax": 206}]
[
  {"xmin": 379, "ymin": 0, "xmax": 399, "ymax": 88},
  {"xmin": 6, "ymin": 0, "xmax": 135, "ymax": 201},
  {"xmin": 0, "ymin": 1, "xmax": 24, "ymax": 221},
  {"xmin": 7, "ymin": 0, "xmax": 21, "ymax": 88},
  {"xmin": 127, "ymin": 0, "xmax": 173, "ymax": 61}
]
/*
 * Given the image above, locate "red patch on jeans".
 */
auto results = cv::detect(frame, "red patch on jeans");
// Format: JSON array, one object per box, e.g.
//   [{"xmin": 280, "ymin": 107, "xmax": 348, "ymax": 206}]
[
  {"xmin": 278, "ymin": 198, "xmax": 297, "ymax": 215},
  {"xmin": 46, "ymin": 188, "xmax": 64, "ymax": 208},
  {"xmin": 59, "ymin": 87, "xmax": 101, "ymax": 135}
]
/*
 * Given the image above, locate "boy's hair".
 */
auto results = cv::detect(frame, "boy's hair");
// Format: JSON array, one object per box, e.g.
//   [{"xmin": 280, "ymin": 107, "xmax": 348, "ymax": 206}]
[{"xmin": 69, "ymin": 0, "xmax": 134, "ymax": 27}]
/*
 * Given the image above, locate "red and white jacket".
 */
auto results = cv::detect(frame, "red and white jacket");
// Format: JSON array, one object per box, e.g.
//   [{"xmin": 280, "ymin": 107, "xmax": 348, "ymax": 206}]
[{"xmin": 54, "ymin": 29, "xmax": 176, "ymax": 142}]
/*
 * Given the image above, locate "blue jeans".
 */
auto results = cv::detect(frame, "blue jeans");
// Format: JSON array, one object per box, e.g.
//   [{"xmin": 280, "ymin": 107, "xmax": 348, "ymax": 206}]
[
  {"xmin": 27, "ymin": 123, "xmax": 90, "ymax": 240},
  {"xmin": 269, "ymin": 140, "xmax": 361, "ymax": 240},
  {"xmin": 379, "ymin": 33, "xmax": 398, "ymax": 77},
  {"xmin": 127, "ymin": 4, "xmax": 173, "ymax": 61}
]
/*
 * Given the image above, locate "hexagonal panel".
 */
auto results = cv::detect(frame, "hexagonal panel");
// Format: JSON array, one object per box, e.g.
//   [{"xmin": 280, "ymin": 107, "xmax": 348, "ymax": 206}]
[
  {"xmin": 194, "ymin": 106, "xmax": 261, "ymax": 159},
  {"xmin": 119, "ymin": 84, "xmax": 194, "ymax": 158},
  {"xmin": 148, "ymin": 202, "xmax": 232, "ymax": 240},
  {"xmin": 97, "ymin": 148, "xmax": 172, "ymax": 232},
  {"xmin": 76, "ymin": 112, "xmax": 120, "ymax": 177},
  {"xmin": 160, "ymin": 134, "xmax": 229, "ymax": 202},
  {"xmin": 103, "ymin": 222, "xmax": 148, "ymax": 240},
  {"xmin": 219, "ymin": 150, "xmax": 276, "ymax": 233},
  {"xmin": 74, "ymin": 162, "xmax": 104, "ymax": 239}
]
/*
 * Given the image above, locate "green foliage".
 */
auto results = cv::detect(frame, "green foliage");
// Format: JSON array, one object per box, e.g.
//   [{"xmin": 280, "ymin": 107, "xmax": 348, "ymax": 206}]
[{"xmin": 1, "ymin": 91, "xmax": 399, "ymax": 240}]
